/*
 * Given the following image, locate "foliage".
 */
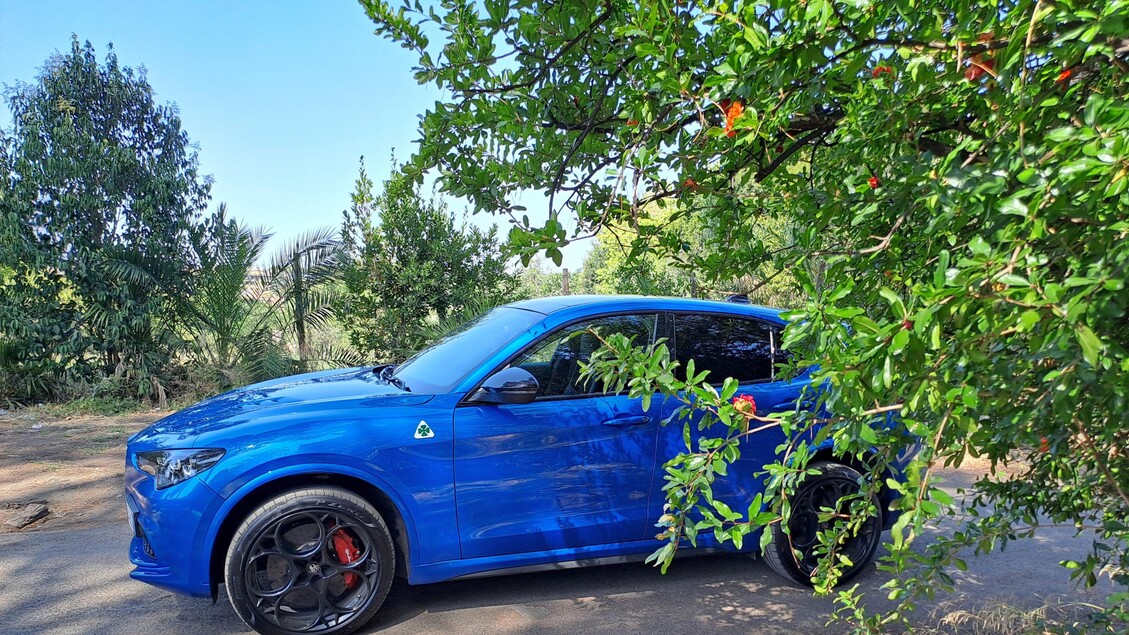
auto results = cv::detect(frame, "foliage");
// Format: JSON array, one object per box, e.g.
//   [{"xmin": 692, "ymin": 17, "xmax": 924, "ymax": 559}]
[
  {"xmin": 580, "ymin": 202, "xmax": 701, "ymax": 296},
  {"xmin": 577, "ymin": 199, "xmax": 803, "ymax": 303},
  {"xmin": 50, "ymin": 395, "xmax": 144, "ymax": 418},
  {"xmin": 184, "ymin": 206, "xmax": 357, "ymax": 389},
  {"xmin": 0, "ymin": 38, "xmax": 210, "ymax": 400},
  {"xmin": 365, "ymin": 0, "xmax": 1129, "ymax": 629},
  {"xmin": 515, "ymin": 255, "xmax": 595, "ymax": 297},
  {"xmin": 339, "ymin": 158, "xmax": 520, "ymax": 361}
]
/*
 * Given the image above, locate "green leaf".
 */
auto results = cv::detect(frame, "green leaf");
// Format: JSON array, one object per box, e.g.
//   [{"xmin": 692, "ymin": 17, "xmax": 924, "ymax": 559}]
[
  {"xmin": 858, "ymin": 424, "xmax": 878, "ymax": 445},
  {"xmin": 891, "ymin": 329, "xmax": 910, "ymax": 355},
  {"xmin": 996, "ymin": 273, "xmax": 1029, "ymax": 287},
  {"xmin": 1075, "ymin": 325, "xmax": 1102, "ymax": 366}
]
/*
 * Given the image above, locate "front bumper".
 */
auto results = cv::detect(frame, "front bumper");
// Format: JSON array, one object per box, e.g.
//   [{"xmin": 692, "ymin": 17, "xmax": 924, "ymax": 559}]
[{"xmin": 125, "ymin": 460, "xmax": 225, "ymax": 598}]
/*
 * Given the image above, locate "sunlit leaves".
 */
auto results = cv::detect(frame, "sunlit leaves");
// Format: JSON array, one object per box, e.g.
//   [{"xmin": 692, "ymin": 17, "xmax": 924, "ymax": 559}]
[{"xmin": 366, "ymin": 0, "xmax": 1129, "ymax": 628}]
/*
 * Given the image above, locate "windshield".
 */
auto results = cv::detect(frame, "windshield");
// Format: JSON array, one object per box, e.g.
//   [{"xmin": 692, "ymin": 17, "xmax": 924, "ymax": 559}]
[{"xmin": 393, "ymin": 306, "xmax": 543, "ymax": 393}]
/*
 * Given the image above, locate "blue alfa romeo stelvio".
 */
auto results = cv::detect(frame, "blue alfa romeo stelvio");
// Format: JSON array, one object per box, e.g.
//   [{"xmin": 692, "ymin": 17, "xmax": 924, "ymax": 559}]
[{"xmin": 126, "ymin": 295, "xmax": 903, "ymax": 635}]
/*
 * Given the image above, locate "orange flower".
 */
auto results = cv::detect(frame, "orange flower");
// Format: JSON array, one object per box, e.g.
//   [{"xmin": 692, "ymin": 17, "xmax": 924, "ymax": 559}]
[
  {"xmin": 723, "ymin": 99, "xmax": 744, "ymax": 138},
  {"xmin": 872, "ymin": 66, "xmax": 893, "ymax": 77},
  {"xmin": 683, "ymin": 178, "xmax": 699, "ymax": 189},
  {"xmin": 868, "ymin": 176, "xmax": 880, "ymax": 189},
  {"xmin": 1056, "ymin": 68, "xmax": 1073, "ymax": 84},
  {"xmin": 626, "ymin": 119, "xmax": 639, "ymax": 127}
]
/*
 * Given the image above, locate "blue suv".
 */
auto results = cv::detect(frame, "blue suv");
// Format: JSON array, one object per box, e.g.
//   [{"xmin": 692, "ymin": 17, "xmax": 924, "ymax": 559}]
[{"xmin": 126, "ymin": 296, "xmax": 895, "ymax": 635}]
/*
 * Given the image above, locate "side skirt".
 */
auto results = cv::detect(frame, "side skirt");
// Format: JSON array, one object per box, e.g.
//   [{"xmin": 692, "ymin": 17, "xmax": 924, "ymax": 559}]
[{"xmin": 408, "ymin": 539, "xmax": 755, "ymax": 585}]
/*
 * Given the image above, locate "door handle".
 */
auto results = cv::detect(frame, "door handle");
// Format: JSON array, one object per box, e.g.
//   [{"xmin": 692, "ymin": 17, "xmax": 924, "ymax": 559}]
[{"xmin": 602, "ymin": 415, "xmax": 651, "ymax": 427}]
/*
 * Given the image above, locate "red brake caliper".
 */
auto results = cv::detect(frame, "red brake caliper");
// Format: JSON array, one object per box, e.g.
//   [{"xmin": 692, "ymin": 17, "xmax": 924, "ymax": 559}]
[{"xmin": 328, "ymin": 522, "xmax": 362, "ymax": 590}]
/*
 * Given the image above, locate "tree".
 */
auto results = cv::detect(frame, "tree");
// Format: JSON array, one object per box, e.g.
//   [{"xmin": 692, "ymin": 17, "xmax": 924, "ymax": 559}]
[
  {"xmin": 364, "ymin": 0, "xmax": 1128, "ymax": 629},
  {"xmin": 575, "ymin": 199, "xmax": 801, "ymax": 303},
  {"xmin": 0, "ymin": 38, "xmax": 210, "ymax": 398},
  {"xmin": 268, "ymin": 227, "xmax": 345, "ymax": 373},
  {"xmin": 183, "ymin": 206, "xmax": 355, "ymax": 389},
  {"xmin": 340, "ymin": 158, "xmax": 519, "ymax": 360}
]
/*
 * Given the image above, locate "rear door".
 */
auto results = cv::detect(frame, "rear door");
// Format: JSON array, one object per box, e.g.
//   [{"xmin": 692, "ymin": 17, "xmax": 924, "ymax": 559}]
[
  {"xmin": 454, "ymin": 313, "xmax": 662, "ymax": 559},
  {"xmin": 650, "ymin": 313, "xmax": 806, "ymax": 530}
]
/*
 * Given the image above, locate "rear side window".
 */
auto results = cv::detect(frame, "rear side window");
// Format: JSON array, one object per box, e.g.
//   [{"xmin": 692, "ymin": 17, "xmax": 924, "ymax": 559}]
[{"xmin": 674, "ymin": 314, "xmax": 774, "ymax": 384}]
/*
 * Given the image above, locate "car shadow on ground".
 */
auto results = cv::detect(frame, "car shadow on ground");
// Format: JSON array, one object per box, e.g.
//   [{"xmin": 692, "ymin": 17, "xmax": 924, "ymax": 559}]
[
  {"xmin": 365, "ymin": 553, "xmax": 833, "ymax": 634},
  {"xmin": 0, "ymin": 521, "xmax": 1115, "ymax": 635}
]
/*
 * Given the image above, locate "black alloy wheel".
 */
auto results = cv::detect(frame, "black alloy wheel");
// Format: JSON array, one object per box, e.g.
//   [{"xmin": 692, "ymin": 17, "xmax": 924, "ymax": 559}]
[
  {"xmin": 225, "ymin": 488, "xmax": 395, "ymax": 635},
  {"xmin": 763, "ymin": 461, "xmax": 883, "ymax": 586}
]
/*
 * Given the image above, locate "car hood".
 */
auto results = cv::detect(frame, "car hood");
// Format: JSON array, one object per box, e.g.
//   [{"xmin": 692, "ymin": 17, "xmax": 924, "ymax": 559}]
[{"xmin": 130, "ymin": 367, "xmax": 435, "ymax": 447}]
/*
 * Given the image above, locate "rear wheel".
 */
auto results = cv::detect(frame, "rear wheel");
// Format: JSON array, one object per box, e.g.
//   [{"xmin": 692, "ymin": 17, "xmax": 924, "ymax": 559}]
[
  {"xmin": 763, "ymin": 461, "xmax": 883, "ymax": 587},
  {"xmin": 224, "ymin": 487, "xmax": 395, "ymax": 635}
]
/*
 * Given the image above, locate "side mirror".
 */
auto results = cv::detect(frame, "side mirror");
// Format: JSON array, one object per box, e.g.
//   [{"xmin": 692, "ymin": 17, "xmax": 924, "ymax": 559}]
[{"xmin": 466, "ymin": 367, "xmax": 539, "ymax": 405}]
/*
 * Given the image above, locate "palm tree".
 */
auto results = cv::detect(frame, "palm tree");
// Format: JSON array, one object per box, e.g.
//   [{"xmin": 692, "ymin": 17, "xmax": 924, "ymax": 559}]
[
  {"xmin": 268, "ymin": 226, "xmax": 341, "ymax": 373},
  {"xmin": 184, "ymin": 206, "xmax": 359, "ymax": 388}
]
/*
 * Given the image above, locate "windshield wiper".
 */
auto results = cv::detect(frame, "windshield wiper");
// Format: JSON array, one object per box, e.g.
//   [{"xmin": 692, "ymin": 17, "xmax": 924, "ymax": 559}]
[{"xmin": 376, "ymin": 364, "xmax": 411, "ymax": 392}]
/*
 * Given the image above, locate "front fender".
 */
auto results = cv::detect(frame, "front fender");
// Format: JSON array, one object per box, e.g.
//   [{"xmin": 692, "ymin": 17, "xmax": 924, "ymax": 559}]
[{"xmin": 196, "ymin": 446, "xmax": 459, "ymax": 592}]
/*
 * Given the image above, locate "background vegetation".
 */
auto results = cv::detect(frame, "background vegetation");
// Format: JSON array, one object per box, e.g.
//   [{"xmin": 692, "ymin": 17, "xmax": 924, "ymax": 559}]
[{"xmin": 1, "ymin": 38, "xmax": 783, "ymax": 410}]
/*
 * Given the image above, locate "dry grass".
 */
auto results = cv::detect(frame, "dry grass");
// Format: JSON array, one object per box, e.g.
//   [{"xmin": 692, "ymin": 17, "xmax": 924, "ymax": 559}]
[{"xmin": 916, "ymin": 596, "xmax": 1108, "ymax": 635}]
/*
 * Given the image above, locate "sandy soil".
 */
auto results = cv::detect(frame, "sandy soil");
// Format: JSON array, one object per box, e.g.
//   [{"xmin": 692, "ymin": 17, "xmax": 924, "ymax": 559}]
[{"xmin": 0, "ymin": 408, "xmax": 162, "ymax": 533}]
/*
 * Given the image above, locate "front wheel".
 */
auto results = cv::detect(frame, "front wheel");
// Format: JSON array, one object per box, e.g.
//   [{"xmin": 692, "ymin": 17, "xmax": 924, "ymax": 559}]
[
  {"xmin": 224, "ymin": 487, "xmax": 395, "ymax": 635},
  {"xmin": 762, "ymin": 461, "xmax": 883, "ymax": 587}
]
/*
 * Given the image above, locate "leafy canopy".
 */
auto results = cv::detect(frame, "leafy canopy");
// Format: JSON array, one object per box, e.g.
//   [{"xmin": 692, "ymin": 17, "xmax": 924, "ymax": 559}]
[
  {"xmin": 339, "ymin": 158, "xmax": 519, "ymax": 361},
  {"xmin": 0, "ymin": 38, "xmax": 210, "ymax": 399},
  {"xmin": 364, "ymin": 0, "xmax": 1129, "ymax": 628}
]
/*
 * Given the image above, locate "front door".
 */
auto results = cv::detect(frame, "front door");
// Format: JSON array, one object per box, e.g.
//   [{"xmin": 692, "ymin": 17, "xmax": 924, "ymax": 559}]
[{"xmin": 454, "ymin": 313, "xmax": 661, "ymax": 559}]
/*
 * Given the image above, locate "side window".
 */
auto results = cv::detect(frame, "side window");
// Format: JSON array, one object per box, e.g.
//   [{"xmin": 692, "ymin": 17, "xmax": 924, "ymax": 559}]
[
  {"xmin": 513, "ymin": 314, "xmax": 657, "ymax": 398},
  {"xmin": 674, "ymin": 314, "xmax": 773, "ymax": 384}
]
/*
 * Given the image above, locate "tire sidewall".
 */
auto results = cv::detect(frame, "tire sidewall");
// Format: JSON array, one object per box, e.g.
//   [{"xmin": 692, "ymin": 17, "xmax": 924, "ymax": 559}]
[
  {"xmin": 224, "ymin": 488, "xmax": 395, "ymax": 635},
  {"xmin": 764, "ymin": 462, "xmax": 883, "ymax": 587}
]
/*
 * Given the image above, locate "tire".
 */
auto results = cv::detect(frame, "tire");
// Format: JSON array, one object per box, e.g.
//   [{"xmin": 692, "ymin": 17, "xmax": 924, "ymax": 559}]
[
  {"xmin": 224, "ymin": 487, "xmax": 396, "ymax": 635},
  {"xmin": 763, "ymin": 461, "xmax": 883, "ymax": 587}
]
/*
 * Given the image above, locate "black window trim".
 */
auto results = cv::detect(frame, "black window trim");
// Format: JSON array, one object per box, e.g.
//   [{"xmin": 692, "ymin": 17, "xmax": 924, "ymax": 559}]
[{"xmin": 457, "ymin": 310, "xmax": 662, "ymax": 405}]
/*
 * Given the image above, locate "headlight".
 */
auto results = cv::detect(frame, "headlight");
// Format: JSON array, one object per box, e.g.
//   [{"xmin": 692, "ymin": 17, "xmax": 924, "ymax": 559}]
[{"xmin": 135, "ymin": 449, "xmax": 225, "ymax": 489}]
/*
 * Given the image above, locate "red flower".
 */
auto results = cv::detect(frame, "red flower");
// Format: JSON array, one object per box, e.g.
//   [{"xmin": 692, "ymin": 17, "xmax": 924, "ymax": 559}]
[
  {"xmin": 626, "ymin": 119, "xmax": 639, "ymax": 127},
  {"xmin": 964, "ymin": 58, "xmax": 995, "ymax": 81},
  {"xmin": 872, "ymin": 66, "xmax": 893, "ymax": 77},
  {"xmin": 1039, "ymin": 437, "xmax": 1050, "ymax": 453},
  {"xmin": 902, "ymin": 318, "xmax": 913, "ymax": 330},
  {"xmin": 868, "ymin": 176, "xmax": 880, "ymax": 189},
  {"xmin": 1056, "ymin": 68, "xmax": 1073, "ymax": 84},
  {"xmin": 731, "ymin": 394, "xmax": 757, "ymax": 416},
  {"xmin": 722, "ymin": 99, "xmax": 744, "ymax": 138}
]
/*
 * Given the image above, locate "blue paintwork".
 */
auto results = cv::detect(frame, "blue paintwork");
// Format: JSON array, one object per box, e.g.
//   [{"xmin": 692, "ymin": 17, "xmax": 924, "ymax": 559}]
[{"xmin": 124, "ymin": 295, "xmax": 901, "ymax": 598}]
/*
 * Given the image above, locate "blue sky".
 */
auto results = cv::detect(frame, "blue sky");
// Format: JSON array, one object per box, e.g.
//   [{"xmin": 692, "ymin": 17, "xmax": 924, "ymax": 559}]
[{"xmin": 0, "ymin": 0, "xmax": 585, "ymax": 270}]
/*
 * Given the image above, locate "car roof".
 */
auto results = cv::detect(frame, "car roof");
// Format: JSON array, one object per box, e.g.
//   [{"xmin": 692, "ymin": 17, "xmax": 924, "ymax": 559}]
[{"xmin": 505, "ymin": 295, "xmax": 786, "ymax": 323}]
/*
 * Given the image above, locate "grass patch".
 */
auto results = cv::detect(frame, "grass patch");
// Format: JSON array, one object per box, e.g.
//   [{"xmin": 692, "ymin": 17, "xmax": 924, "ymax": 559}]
[{"xmin": 47, "ymin": 397, "xmax": 143, "ymax": 417}]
